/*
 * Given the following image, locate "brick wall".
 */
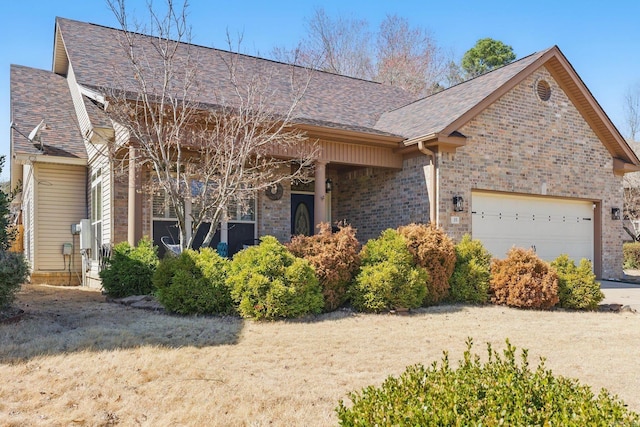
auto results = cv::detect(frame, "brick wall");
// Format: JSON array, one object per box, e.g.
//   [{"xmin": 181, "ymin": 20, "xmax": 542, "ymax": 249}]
[
  {"xmin": 258, "ymin": 176, "xmax": 291, "ymax": 243},
  {"xmin": 334, "ymin": 156, "xmax": 431, "ymax": 242},
  {"xmin": 438, "ymin": 66, "xmax": 623, "ymax": 278}
]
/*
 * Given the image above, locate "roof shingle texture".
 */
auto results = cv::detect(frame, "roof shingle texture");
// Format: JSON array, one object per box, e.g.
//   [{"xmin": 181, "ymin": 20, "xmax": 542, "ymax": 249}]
[
  {"xmin": 56, "ymin": 17, "xmax": 416, "ymax": 137},
  {"xmin": 10, "ymin": 64, "xmax": 86, "ymax": 158},
  {"xmin": 375, "ymin": 50, "xmax": 551, "ymax": 139}
]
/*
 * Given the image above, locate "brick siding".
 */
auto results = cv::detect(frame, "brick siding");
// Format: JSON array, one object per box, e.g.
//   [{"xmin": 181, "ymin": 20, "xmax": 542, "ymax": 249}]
[{"xmin": 438, "ymin": 66, "xmax": 623, "ymax": 278}]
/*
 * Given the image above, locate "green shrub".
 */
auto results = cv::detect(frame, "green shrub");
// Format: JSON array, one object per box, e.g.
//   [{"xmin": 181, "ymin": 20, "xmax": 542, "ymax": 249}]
[
  {"xmin": 227, "ymin": 236, "xmax": 323, "ymax": 320},
  {"xmin": 623, "ymin": 242, "xmax": 640, "ymax": 269},
  {"xmin": 490, "ymin": 247, "xmax": 559, "ymax": 309},
  {"xmin": 398, "ymin": 223, "xmax": 456, "ymax": 305},
  {"xmin": 336, "ymin": 339, "xmax": 640, "ymax": 426},
  {"xmin": 154, "ymin": 248, "xmax": 233, "ymax": 315},
  {"xmin": 551, "ymin": 254, "xmax": 604, "ymax": 310},
  {"xmin": 287, "ymin": 223, "xmax": 360, "ymax": 311},
  {"xmin": 449, "ymin": 235, "xmax": 491, "ymax": 304},
  {"xmin": 351, "ymin": 261, "xmax": 427, "ymax": 313},
  {"xmin": 0, "ymin": 251, "xmax": 29, "ymax": 309},
  {"xmin": 351, "ymin": 229, "xmax": 429, "ymax": 312},
  {"xmin": 99, "ymin": 238, "xmax": 159, "ymax": 298}
]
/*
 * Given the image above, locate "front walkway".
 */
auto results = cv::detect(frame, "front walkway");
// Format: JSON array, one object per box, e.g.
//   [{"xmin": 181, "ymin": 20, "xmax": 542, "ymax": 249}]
[{"xmin": 600, "ymin": 279, "xmax": 640, "ymax": 312}]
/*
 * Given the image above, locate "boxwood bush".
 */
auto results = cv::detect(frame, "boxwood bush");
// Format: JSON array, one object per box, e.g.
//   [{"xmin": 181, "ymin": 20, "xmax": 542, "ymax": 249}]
[
  {"xmin": 351, "ymin": 229, "xmax": 428, "ymax": 312},
  {"xmin": 336, "ymin": 339, "xmax": 640, "ymax": 426},
  {"xmin": 227, "ymin": 236, "xmax": 324, "ymax": 320},
  {"xmin": 0, "ymin": 251, "xmax": 29, "ymax": 309},
  {"xmin": 623, "ymin": 241, "xmax": 640, "ymax": 269},
  {"xmin": 490, "ymin": 247, "xmax": 559, "ymax": 309},
  {"xmin": 99, "ymin": 238, "xmax": 159, "ymax": 298},
  {"xmin": 449, "ymin": 234, "xmax": 491, "ymax": 304},
  {"xmin": 398, "ymin": 223, "xmax": 456, "ymax": 305},
  {"xmin": 287, "ymin": 223, "xmax": 360, "ymax": 311},
  {"xmin": 551, "ymin": 254, "xmax": 604, "ymax": 310},
  {"xmin": 154, "ymin": 248, "xmax": 233, "ymax": 315}
]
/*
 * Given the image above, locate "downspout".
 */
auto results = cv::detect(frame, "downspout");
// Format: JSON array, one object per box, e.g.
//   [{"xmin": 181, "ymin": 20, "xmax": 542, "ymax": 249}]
[{"xmin": 418, "ymin": 141, "xmax": 438, "ymax": 226}]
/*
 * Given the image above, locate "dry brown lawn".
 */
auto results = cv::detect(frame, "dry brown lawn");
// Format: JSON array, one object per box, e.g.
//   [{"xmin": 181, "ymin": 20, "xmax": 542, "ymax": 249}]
[{"xmin": 0, "ymin": 284, "xmax": 638, "ymax": 426}]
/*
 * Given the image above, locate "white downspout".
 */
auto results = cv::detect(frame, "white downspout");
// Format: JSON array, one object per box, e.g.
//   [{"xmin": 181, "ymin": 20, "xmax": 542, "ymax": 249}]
[{"xmin": 418, "ymin": 141, "xmax": 438, "ymax": 226}]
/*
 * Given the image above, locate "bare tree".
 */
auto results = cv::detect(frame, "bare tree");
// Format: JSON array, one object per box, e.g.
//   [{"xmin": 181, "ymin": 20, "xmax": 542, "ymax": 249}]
[
  {"xmin": 623, "ymin": 141, "xmax": 640, "ymax": 241},
  {"xmin": 374, "ymin": 14, "xmax": 450, "ymax": 96},
  {"xmin": 623, "ymin": 83, "xmax": 640, "ymax": 142},
  {"xmin": 273, "ymin": 9, "xmax": 452, "ymax": 97},
  {"xmin": 624, "ymin": 176, "xmax": 640, "ymax": 241},
  {"xmin": 273, "ymin": 8, "xmax": 373, "ymax": 79},
  {"xmin": 104, "ymin": 0, "xmax": 317, "ymax": 250}
]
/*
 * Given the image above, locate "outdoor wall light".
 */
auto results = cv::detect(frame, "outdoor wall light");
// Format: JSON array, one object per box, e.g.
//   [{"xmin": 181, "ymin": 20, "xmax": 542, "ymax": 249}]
[
  {"xmin": 611, "ymin": 207, "xmax": 621, "ymax": 220},
  {"xmin": 453, "ymin": 196, "xmax": 464, "ymax": 212},
  {"xmin": 325, "ymin": 178, "xmax": 333, "ymax": 193}
]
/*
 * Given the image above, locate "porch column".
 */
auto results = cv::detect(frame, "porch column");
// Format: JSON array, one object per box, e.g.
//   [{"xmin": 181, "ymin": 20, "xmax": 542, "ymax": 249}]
[
  {"xmin": 183, "ymin": 197, "xmax": 192, "ymax": 248},
  {"xmin": 127, "ymin": 146, "xmax": 143, "ymax": 245},
  {"xmin": 314, "ymin": 161, "xmax": 327, "ymax": 232}
]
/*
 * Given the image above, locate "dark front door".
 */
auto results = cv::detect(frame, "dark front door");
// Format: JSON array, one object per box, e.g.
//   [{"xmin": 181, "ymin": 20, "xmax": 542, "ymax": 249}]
[{"xmin": 291, "ymin": 194, "xmax": 314, "ymax": 236}]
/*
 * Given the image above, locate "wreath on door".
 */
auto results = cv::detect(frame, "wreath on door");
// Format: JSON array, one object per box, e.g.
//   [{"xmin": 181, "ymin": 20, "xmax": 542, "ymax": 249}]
[{"xmin": 265, "ymin": 183, "xmax": 284, "ymax": 200}]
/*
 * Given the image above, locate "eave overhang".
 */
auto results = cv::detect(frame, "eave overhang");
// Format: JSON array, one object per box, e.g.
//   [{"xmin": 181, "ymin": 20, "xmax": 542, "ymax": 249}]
[
  {"xmin": 293, "ymin": 123, "xmax": 404, "ymax": 147},
  {"xmin": 395, "ymin": 132, "xmax": 468, "ymax": 155},
  {"xmin": 12, "ymin": 153, "xmax": 88, "ymax": 167},
  {"xmin": 613, "ymin": 158, "xmax": 640, "ymax": 176}
]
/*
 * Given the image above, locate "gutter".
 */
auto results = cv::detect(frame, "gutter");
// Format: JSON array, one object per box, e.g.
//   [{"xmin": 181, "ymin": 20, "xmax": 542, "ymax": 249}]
[{"xmin": 12, "ymin": 153, "xmax": 88, "ymax": 167}]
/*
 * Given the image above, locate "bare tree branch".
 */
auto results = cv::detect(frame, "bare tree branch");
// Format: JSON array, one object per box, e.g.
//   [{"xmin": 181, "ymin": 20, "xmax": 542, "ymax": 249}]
[
  {"xmin": 624, "ymin": 82, "xmax": 640, "ymax": 142},
  {"xmin": 104, "ymin": 0, "xmax": 318, "ymax": 250},
  {"xmin": 273, "ymin": 8, "xmax": 452, "ymax": 97}
]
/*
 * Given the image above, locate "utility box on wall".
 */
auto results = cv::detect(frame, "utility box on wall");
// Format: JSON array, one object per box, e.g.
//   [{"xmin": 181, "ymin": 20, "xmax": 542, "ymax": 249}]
[
  {"xmin": 72, "ymin": 219, "xmax": 93, "ymax": 250},
  {"xmin": 62, "ymin": 242, "xmax": 73, "ymax": 255}
]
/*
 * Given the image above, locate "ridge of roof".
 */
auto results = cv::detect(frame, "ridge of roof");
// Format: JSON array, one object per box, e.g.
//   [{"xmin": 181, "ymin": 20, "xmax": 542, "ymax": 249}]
[
  {"xmin": 374, "ymin": 48, "xmax": 553, "ymax": 139},
  {"xmin": 54, "ymin": 17, "xmax": 408, "ymax": 89},
  {"xmin": 386, "ymin": 48, "xmax": 554, "ymax": 115},
  {"xmin": 55, "ymin": 17, "xmax": 415, "ymax": 133}
]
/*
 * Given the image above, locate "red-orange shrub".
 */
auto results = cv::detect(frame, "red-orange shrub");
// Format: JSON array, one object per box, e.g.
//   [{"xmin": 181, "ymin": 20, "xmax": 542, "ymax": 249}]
[
  {"xmin": 398, "ymin": 223, "xmax": 456, "ymax": 305},
  {"xmin": 490, "ymin": 247, "xmax": 559, "ymax": 309},
  {"xmin": 287, "ymin": 223, "xmax": 360, "ymax": 311}
]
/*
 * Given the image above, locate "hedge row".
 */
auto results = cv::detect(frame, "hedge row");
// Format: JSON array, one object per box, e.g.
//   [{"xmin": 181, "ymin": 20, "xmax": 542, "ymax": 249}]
[{"xmin": 99, "ymin": 224, "xmax": 604, "ymax": 317}]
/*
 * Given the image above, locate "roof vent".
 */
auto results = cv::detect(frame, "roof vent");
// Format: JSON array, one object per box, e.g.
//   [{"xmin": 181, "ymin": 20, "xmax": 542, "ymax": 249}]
[{"xmin": 536, "ymin": 79, "xmax": 551, "ymax": 101}]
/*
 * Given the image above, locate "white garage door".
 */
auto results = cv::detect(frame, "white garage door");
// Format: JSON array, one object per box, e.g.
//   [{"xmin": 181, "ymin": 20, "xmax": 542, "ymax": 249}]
[{"xmin": 471, "ymin": 192, "xmax": 594, "ymax": 263}]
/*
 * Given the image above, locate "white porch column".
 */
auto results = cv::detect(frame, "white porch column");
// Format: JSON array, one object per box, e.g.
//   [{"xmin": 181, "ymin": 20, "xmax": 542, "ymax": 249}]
[
  {"xmin": 314, "ymin": 161, "xmax": 327, "ymax": 232},
  {"xmin": 127, "ymin": 146, "xmax": 142, "ymax": 245},
  {"xmin": 220, "ymin": 212, "xmax": 229, "ymax": 244},
  {"xmin": 183, "ymin": 197, "xmax": 192, "ymax": 248}
]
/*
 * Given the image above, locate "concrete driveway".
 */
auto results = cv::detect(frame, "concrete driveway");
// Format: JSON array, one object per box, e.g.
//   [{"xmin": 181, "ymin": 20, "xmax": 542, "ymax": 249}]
[{"xmin": 600, "ymin": 280, "xmax": 640, "ymax": 311}]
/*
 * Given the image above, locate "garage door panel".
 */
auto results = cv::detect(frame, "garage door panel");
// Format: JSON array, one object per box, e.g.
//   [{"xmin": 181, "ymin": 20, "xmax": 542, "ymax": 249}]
[{"xmin": 471, "ymin": 192, "xmax": 593, "ymax": 264}]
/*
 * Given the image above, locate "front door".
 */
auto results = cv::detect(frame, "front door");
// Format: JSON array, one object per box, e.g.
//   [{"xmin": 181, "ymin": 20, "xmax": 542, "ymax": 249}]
[{"xmin": 291, "ymin": 194, "xmax": 314, "ymax": 236}]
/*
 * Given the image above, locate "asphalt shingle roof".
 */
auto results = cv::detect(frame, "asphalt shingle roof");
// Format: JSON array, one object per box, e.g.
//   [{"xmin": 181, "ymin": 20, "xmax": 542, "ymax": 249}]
[
  {"xmin": 374, "ymin": 49, "xmax": 551, "ymax": 139},
  {"xmin": 56, "ymin": 17, "xmax": 415, "ymax": 137},
  {"xmin": 10, "ymin": 65, "xmax": 86, "ymax": 159}
]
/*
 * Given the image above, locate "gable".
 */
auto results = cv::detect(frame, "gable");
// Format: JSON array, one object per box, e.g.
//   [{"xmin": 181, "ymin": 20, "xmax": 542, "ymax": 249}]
[
  {"xmin": 460, "ymin": 66, "xmax": 614, "ymax": 178},
  {"xmin": 388, "ymin": 46, "xmax": 639, "ymax": 174}
]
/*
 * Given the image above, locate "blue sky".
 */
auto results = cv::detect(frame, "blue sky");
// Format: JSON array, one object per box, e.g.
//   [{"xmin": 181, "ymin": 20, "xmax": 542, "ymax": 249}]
[{"xmin": 2, "ymin": 0, "xmax": 639, "ymax": 181}]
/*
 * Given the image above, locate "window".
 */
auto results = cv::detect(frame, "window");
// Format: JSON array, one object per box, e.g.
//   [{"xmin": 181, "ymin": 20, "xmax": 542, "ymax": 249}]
[
  {"xmin": 90, "ymin": 170, "xmax": 102, "ymax": 260},
  {"xmin": 227, "ymin": 196, "xmax": 256, "ymax": 222},
  {"xmin": 152, "ymin": 181, "xmax": 256, "ymax": 223},
  {"xmin": 152, "ymin": 189, "xmax": 177, "ymax": 219}
]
